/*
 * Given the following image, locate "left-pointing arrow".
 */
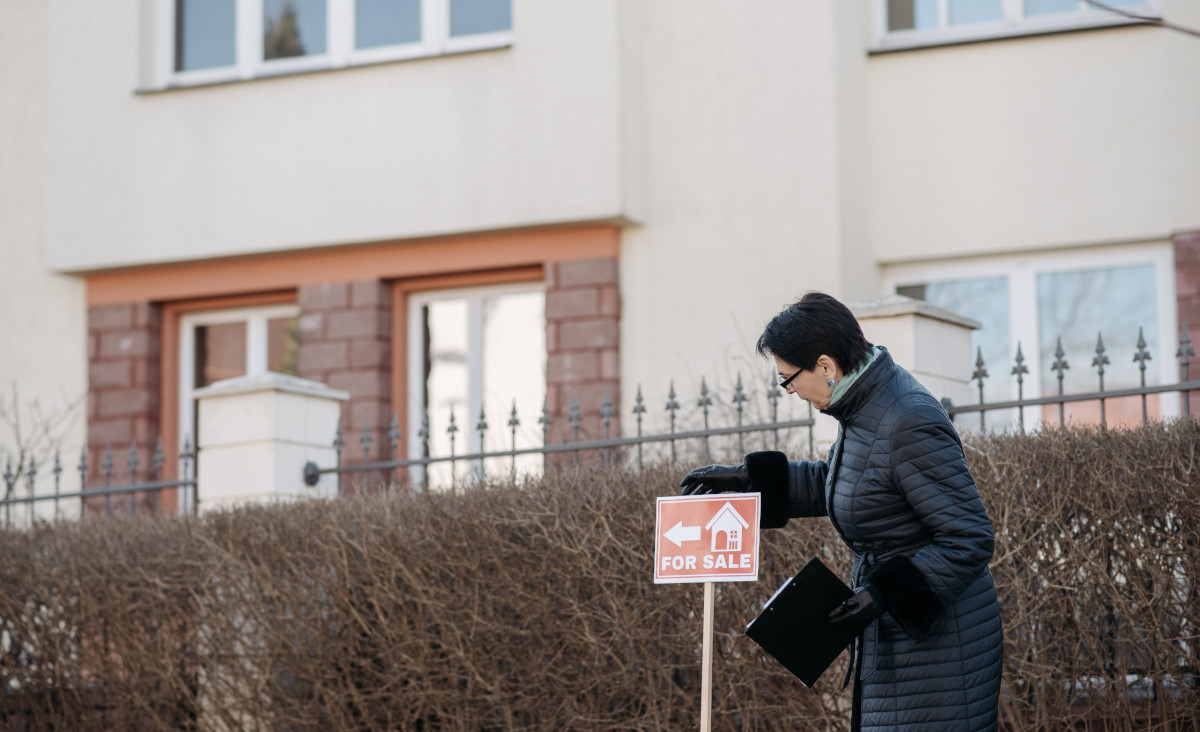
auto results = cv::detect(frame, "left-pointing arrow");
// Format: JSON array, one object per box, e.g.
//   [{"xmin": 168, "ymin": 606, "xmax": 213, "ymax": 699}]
[{"xmin": 663, "ymin": 520, "xmax": 702, "ymax": 548}]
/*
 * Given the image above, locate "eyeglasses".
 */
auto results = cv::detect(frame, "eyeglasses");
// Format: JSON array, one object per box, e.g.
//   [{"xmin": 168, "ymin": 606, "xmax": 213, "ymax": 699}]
[{"xmin": 777, "ymin": 367, "xmax": 803, "ymax": 390}]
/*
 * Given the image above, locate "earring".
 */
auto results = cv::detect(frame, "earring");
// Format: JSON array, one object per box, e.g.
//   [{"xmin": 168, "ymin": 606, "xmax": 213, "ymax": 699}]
[{"xmin": 827, "ymin": 378, "xmax": 836, "ymax": 387}]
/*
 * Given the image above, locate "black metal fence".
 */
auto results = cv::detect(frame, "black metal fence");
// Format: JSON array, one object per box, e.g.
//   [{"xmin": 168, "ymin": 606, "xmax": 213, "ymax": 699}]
[
  {"xmin": 0, "ymin": 437, "xmax": 197, "ymax": 529},
  {"xmin": 943, "ymin": 323, "xmax": 1197, "ymax": 431},
  {"xmin": 305, "ymin": 378, "xmax": 819, "ymax": 493},
  {"xmin": 4, "ymin": 321, "xmax": 1197, "ymax": 520}
]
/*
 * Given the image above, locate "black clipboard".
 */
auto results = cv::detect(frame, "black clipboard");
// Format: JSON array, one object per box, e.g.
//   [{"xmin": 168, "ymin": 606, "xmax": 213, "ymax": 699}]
[{"xmin": 744, "ymin": 556, "xmax": 869, "ymax": 687}]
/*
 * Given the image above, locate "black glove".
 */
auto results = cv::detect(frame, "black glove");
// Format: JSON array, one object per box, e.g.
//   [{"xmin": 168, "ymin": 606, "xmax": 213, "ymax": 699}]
[
  {"xmin": 679, "ymin": 464, "xmax": 750, "ymax": 495},
  {"xmin": 828, "ymin": 585, "xmax": 885, "ymax": 627}
]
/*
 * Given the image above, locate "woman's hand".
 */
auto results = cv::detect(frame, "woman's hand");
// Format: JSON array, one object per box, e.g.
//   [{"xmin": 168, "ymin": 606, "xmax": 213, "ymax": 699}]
[
  {"xmin": 680, "ymin": 464, "xmax": 750, "ymax": 495},
  {"xmin": 828, "ymin": 585, "xmax": 885, "ymax": 627}
]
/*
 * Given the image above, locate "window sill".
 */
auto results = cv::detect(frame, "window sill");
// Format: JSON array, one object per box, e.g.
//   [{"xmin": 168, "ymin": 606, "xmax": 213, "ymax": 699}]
[
  {"xmin": 870, "ymin": 13, "xmax": 1155, "ymax": 54},
  {"xmin": 136, "ymin": 36, "xmax": 512, "ymax": 95}
]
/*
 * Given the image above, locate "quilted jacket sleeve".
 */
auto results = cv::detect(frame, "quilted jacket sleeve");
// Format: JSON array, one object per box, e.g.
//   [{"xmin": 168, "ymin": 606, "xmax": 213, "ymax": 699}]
[
  {"xmin": 888, "ymin": 405, "xmax": 994, "ymax": 606},
  {"xmin": 743, "ymin": 451, "xmax": 828, "ymax": 528}
]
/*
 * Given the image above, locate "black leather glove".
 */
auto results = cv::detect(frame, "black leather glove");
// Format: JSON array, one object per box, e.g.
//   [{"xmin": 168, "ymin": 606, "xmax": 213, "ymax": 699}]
[
  {"xmin": 828, "ymin": 585, "xmax": 885, "ymax": 627},
  {"xmin": 679, "ymin": 464, "xmax": 750, "ymax": 495}
]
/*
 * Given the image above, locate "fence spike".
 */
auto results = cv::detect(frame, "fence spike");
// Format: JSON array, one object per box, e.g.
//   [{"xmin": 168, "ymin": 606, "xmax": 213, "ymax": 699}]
[
  {"xmin": 1177, "ymin": 322, "xmax": 1194, "ymax": 371},
  {"xmin": 1134, "ymin": 327, "xmax": 1152, "ymax": 425},
  {"xmin": 77, "ymin": 448, "xmax": 87, "ymax": 489},
  {"xmin": 508, "ymin": 401, "xmax": 520, "ymax": 430},
  {"xmin": 388, "ymin": 414, "xmax": 402, "ymax": 459},
  {"xmin": 476, "ymin": 405, "xmax": 488, "ymax": 445},
  {"xmin": 53, "ymin": 450, "xmax": 63, "ymax": 521},
  {"xmin": 733, "ymin": 374, "xmax": 747, "ymax": 456},
  {"xmin": 102, "ymin": 444, "xmax": 114, "ymax": 488},
  {"xmin": 447, "ymin": 407, "xmax": 459, "ymax": 437},
  {"xmin": 569, "ymin": 392, "xmax": 582, "ymax": 465},
  {"xmin": 538, "ymin": 398, "xmax": 551, "ymax": 446},
  {"xmin": 361, "ymin": 416, "xmax": 373, "ymax": 461},
  {"xmin": 25, "ymin": 455, "xmax": 36, "ymax": 493},
  {"xmin": 1012, "ymin": 344, "xmax": 1029, "ymax": 433},
  {"xmin": 1092, "ymin": 332, "xmax": 1110, "ymax": 377},
  {"xmin": 568, "ymin": 392, "xmax": 582, "ymax": 442},
  {"xmin": 1052, "ymin": 337, "xmax": 1069, "ymax": 426},
  {"xmin": 633, "ymin": 385, "xmax": 646, "ymax": 470},
  {"xmin": 127, "ymin": 441, "xmax": 140, "ymax": 481},
  {"xmin": 3, "ymin": 459, "xmax": 14, "ymax": 494},
  {"xmin": 698, "ymin": 378, "xmax": 712, "ymax": 460},
  {"xmin": 152, "ymin": 438, "xmax": 165, "ymax": 481},
  {"xmin": 972, "ymin": 347, "xmax": 989, "ymax": 431},
  {"xmin": 601, "ymin": 389, "xmax": 614, "ymax": 440}
]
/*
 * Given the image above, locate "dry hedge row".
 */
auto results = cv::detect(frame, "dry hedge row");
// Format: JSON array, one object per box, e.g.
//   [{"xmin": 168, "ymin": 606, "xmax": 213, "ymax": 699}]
[{"xmin": 2, "ymin": 421, "xmax": 1199, "ymax": 731}]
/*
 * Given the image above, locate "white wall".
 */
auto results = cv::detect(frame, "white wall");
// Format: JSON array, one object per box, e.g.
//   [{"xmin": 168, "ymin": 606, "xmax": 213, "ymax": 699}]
[
  {"xmin": 867, "ymin": 0, "xmax": 1200, "ymax": 264},
  {"xmin": 619, "ymin": 0, "xmax": 852, "ymax": 431},
  {"xmin": 44, "ymin": 0, "xmax": 630, "ymax": 272},
  {"xmin": 0, "ymin": 1, "xmax": 88, "ymax": 483}
]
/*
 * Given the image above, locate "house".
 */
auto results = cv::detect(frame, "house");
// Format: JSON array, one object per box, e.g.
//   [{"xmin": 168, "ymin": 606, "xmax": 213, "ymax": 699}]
[
  {"xmin": 2, "ymin": 1, "xmax": 1199, "ymax": 507},
  {"xmin": 705, "ymin": 501, "xmax": 750, "ymax": 553}
]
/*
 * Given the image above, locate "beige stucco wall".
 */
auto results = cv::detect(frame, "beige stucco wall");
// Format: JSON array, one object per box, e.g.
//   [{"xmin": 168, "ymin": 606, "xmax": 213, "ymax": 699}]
[
  {"xmin": 867, "ymin": 0, "xmax": 1200, "ymax": 264},
  {"xmin": 618, "ymin": 0, "xmax": 854, "ymax": 431},
  {"xmin": 0, "ymin": 1, "xmax": 88, "ymax": 472},
  {"xmin": 44, "ymin": 0, "xmax": 631, "ymax": 272}
]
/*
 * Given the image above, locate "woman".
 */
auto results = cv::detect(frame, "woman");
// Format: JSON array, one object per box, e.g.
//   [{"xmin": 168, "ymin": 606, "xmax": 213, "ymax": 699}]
[{"xmin": 681, "ymin": 292, "xmax": 1003, "ymax": 731}]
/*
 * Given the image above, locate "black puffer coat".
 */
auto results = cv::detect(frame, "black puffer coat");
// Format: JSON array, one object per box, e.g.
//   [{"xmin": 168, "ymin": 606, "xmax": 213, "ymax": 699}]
[{"xmin": 747, "ymin": 348, "xmax": 1003, "ymax": 731}]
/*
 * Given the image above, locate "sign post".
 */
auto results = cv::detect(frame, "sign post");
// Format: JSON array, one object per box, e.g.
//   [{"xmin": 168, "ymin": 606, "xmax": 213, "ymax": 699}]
[{"xmin": 654, "ymin": 494, "xmax": 761, "ymax": 731}]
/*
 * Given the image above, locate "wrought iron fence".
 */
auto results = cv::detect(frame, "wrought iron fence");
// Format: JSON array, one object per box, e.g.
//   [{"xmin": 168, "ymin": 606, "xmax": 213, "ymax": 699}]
[
  {"xmin": 304, "ymin": 376, "xmax": 818, "ymax": 493},
  {"xmin": 0, "ymin": 437, "xmax": 197, "ymax": 529},
  {"xmin": 943, "ymin": 323, "xmax": 1198, "ymax": 431}
]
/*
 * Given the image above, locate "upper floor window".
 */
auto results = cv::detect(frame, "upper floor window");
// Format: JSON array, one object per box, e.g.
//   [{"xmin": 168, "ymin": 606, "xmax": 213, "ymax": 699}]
[
  {"xmin": 875, "ymin": 0, "xmax": 1156, "ymax": 51},
  {"xmin": 162, "ymin": 0, "xmax": 512, "ymax": 87}
]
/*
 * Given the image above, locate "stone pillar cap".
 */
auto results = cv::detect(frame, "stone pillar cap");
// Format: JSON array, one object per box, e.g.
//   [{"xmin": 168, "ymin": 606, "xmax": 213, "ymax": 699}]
[
  {"xmin": 848, "ymin": 294, "xmax": 981, "ymax": 330},
  {"xmin": 194, "ymin": 372, "xmax": 350, "ymax": 401}
]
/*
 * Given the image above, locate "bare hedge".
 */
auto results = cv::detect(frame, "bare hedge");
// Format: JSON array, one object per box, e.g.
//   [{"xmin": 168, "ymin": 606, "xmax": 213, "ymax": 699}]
[{"xmin": 2, "ymin": 421, "xmax": 1198, "ymax": 731}]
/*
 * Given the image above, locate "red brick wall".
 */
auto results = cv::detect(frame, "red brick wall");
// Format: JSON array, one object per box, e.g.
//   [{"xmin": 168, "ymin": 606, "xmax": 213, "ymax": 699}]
[
  {"xmin": 298, "ymin": 280, "xmax": 393, "ymax": 477},
  {"xmin": 544, "ymin": 257, "xmax": 621, "ymax": 462},
  {"xmin": 1174, "ymin": 231, "xmax": 1200, "ymax": 415},
  {"xmin": 86, "ymin": 303, "xmax": 161, "ymax": 510}
]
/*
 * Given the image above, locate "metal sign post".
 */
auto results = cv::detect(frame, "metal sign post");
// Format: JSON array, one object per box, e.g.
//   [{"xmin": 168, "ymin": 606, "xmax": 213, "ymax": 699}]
[{"xmin": 654, "ymin": 494, "xmax": 761, "ymax": 730}]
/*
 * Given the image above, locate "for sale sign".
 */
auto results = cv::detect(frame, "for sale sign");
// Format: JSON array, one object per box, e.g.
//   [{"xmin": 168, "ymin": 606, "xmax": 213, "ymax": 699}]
[{"xmin": 653, "ymin": 494, "xmax": 761, "ymax": 584}]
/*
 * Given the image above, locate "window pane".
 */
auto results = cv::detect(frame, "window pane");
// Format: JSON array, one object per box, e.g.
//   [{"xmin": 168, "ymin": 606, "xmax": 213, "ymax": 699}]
[
  {"xmin": 176, "ymin": 0, "xmax": 236, "ymax": 72},
  {"xmin": 195, "ymin": 322, "xmax": 246, "ymax": 388},
  {"xmin": 887, "ymin": 0, "xmax": 939, "ymax": 31},
  {"xmin": 356, "ymin": 0, "xmax": 421, "ymax": 49},
  {"xmin": 422, "ymin": 299, "xmax": 469, "ymax": 486},
  {"xmin": 481, "ymin": 291, "xmax": 545, "ymax": 478},
  {"xmin": 450, "ymin": 0, "xmax": 511, "ymax": 37},
  {"xmin": 267, "ymin": 317, "xmax": 299, "ymax": 376},
  {"xmin": 264, "ymin": 0, "xmax": 327, "ymax": 60},
  {"xmin": 1037, "ymin": 264, "xmax": 1158, "ymax": 425},
  {"xmin": 949, "ymin": 0, "xmax": 1004, "ymax": 25},
  {"xmin": 899, "ymin": 276, "xmax": 1015, "ymax": 431},
  {"xmin": 1025, "ymin": 0, "xmax": 1079, "ymax": 15}
]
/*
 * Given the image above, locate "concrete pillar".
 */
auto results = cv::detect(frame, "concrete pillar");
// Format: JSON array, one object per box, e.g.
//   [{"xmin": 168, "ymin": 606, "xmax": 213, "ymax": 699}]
[
  {"xmin": 850, "ymin": 294, "xmax": 980, "ymax": 410},
  {"xmin": 194, "ymin": 372, "xmax": 347, "ymax": 511}
]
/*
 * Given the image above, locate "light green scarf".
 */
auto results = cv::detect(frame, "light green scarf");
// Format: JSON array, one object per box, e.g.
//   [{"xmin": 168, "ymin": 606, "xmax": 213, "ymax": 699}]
[{"xmin": 829, "ymin": 346, "xmax": 880, "ymax": 406}]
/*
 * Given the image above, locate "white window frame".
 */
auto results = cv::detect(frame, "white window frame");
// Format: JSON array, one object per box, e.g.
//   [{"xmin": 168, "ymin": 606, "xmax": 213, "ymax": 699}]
[
  {"xmin": 178, "ymin": 303, "xmax": 300, "ymax": 508},
  {"xmin": 406, "ymin": 281, "xmax": 545, "ymax": 486},
  {"xmin": 881, "ymin": 242, "xmax": 1180, "ymax": 424},
  {"xmin": 872, "ymin": 0, "xmax": 1158, "ymax": 52},
  {"xmin": 155, "ymin": 0, "xmax": 513, "ymax": 89}
]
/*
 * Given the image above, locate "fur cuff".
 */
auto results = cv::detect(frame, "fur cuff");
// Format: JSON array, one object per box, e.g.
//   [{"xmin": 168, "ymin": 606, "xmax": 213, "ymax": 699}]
[
  {"xmin": 866, "ymin": 555, "xmax": 943, "ymax": 639},
  {"xmin": 745, "ymin": 451, "xmax": 789, "ymax": 529}
]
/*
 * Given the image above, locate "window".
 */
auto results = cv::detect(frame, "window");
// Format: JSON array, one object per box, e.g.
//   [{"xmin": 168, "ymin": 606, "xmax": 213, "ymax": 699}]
[
  {"xmin": 160, "ymin": 0, "xmax": 512, "ymax": 87},
  {"xmin": 875, "ymin": 0, "xmax": 1156, "ymax": 51},
  {"xmin": 407, "ymin": 283, "xmax": 545, "ymax": 488},
  {"xmin": 178, "ymin": 304, "xmax": 300, "ymax": 505},
  {"xmin": 885, "ymin": 244, "xmax": 1179, "ymax": 430}
]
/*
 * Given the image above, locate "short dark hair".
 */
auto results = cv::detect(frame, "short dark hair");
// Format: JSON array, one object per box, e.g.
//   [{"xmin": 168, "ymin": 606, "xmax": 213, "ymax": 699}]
[{"xmin": 756, "ymin": 292, "xmax": 871, "ymax": 373}]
